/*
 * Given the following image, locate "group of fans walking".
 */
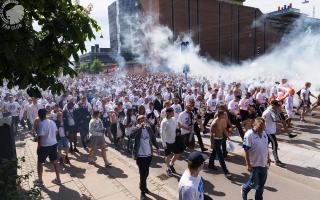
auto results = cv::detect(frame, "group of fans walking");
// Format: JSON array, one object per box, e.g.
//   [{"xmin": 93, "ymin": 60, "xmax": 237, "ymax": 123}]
[{"xmin": 1, "ymin": 73, "xmax": 319, "ymax": 200}]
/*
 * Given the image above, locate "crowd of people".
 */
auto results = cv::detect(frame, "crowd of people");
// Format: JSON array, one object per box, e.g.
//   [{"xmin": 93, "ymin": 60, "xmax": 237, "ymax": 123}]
[{"xmin": 0, "ymin": 72, "xmax": 319, "ymax": 200}]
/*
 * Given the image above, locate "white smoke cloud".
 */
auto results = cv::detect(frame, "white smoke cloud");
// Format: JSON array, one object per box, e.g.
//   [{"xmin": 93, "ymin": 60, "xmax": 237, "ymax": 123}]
[{"xmin": 123, "ymin": 15, "xmax": 320, "ymax": 92}]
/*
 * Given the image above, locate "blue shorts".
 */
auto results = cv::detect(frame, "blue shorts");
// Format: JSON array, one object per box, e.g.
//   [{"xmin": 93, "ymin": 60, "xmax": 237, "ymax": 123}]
[{"xmin": 58, "ymin": 137, "xmax": 69, "ymax": 150}]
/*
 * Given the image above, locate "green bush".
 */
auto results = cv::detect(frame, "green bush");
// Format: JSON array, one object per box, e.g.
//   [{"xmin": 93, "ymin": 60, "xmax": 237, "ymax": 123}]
[{"xmin": 0, "ymin": 157, "xmax": 41, "ymax": 200}]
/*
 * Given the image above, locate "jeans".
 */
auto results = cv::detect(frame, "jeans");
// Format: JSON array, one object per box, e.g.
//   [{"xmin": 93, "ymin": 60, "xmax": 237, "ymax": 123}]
[
  {"xmin": 79, "ymin": 128, "xmax": 89, "ymax": 148},
  {"xmin": 209, "ymin": 139, "xmax": 228, "ymax": 174},
  {"xmin": 242, "ymin": 167, "xmax": 268, "ymax": 200},
  {"xmin": 136, "ymin": 156, "xmax": 152, "ymax": 193},
  {"xmin": 194, "ymin": 122, "xmax": 205, "ymax": 150}
]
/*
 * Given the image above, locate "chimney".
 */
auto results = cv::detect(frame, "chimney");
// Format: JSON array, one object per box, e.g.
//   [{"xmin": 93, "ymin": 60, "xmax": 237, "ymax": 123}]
[
  {"xmin": 91, "ymin": 46, "xmax": 95, "ymax": 52},
  {"xmin": 95, "ymin": 44, "xmax": 100, "ymax": 53}
]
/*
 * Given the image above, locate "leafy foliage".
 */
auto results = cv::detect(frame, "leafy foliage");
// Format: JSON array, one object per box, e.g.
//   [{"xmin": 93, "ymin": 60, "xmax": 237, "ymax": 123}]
[
  {"xmin": 76, "ymin": 58, "xmax": 104, "ymax": 74},
  {"xmin": 0, "ymin": 0, "xmax": 100, "ymax": 97},
  {"xmin": 0, "ymin": 157, "xmax": 41, "ymax": 200}
]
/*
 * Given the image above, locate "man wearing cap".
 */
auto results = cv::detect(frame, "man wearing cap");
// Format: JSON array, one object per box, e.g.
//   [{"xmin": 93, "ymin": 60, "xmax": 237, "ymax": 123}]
[
  {"xmin": 160, "ymin": 107, "xmax": 181, "ymax": 176},
  {"xmin": 242, "ymin": 117, "xmax": 271, "ymax": 200},
  {"xmin": 132, "ymin": 115, "xmax": 160, "ymax": 199},
  {"xmin": 262, "ymin": 100, "xmax": 285, "ymax": 167},
  {"xmin": 179, "ymin": 151, "xmax": 209, "ymax": 200}
]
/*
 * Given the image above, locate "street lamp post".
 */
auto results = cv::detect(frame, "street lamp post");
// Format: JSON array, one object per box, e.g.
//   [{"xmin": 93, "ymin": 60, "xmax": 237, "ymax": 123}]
[{"xmin": 181, "ymin": 41, "xmax": 190, "ymax": 82}]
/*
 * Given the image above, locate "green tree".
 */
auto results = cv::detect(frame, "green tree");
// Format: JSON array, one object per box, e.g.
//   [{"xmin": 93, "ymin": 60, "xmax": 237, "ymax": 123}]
[
  {"xmin": 89, "ymin": 58, "xmax": 103, "ymax": 74},
  {"xmin": 0, "ymin": 0, "xmax": 100, "ymax": 97}
]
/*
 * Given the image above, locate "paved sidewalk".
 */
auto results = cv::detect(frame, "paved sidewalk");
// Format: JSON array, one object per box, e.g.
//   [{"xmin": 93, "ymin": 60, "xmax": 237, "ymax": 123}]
[
  {"xmin": 16, "ymin": 110, "xmax": 320, "ymax": 199},
  {"xmin": 16, "ymin": 134, "xmax": 177, "ymax": 200}
]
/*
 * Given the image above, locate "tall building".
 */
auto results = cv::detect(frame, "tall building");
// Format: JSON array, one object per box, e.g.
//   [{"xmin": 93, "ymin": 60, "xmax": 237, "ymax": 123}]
[
  {"xmin": 108, "ymin": 0, "xmax": 141, "ymax": 61},
  {"xmin": 108, "ymin": 0, "xmax": 319, "ymax": 64}
]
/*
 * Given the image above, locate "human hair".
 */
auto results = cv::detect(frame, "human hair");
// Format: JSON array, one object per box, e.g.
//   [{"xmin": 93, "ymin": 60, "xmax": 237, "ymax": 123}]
[
  {"xmin": 38, "ymin": 109, "xmax": 47, "ymax": 120},
  {"xmin": 126, "ymin": 109, "xmax": 132, "ymax": 125},
  {"xmin": 253, "ymin": 117, "xmax": 265, "ymax": 126},
  {"xmin": 92, "ymin": 110, "xmax": 100, "ymax": 118},
  {"xmin": 188, "ymin": 160, "xmax": 201, "ymax": 171}
]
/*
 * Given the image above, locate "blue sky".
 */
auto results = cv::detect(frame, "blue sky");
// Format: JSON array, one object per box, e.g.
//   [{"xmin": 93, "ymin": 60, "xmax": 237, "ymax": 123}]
[{"xmin": 80, "ymin": 0, "xmax": 320, "ymax": 50}]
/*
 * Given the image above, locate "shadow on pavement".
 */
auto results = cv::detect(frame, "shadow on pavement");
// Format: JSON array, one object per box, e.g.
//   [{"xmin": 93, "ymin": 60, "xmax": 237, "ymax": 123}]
[
  {"xmin": 202, "ymin": 178, "xmax": 226, "ymax": 197},
  {"xmin": 264, "ymin": 186, "xmax": 278, "ymax": 192},
  {"xmin": 63, "ymin": 164, "xmax": 86, "ymax": 179},
  {"xmin": 146, "ymin": 191, "xmax": 168, "ymax": 200},
  {"xmin": 284, "ymin": 163, "xmax": 320, "ymax": 179},
  {"xmin": 229, "ymin": 172, "xmax": 250, "ymax": 186},
  {"xmin": 94, "ymin": 163, "xmax": 128, "ymax": 179},
  {"xmin": 42, "ymin": 184, "xmax": 83, "ymax": 200}
]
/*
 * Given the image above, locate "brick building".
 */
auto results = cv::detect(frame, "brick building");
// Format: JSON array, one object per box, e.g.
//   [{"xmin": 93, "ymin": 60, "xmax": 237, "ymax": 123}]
[{"xmin": 108, "ymin": 0, "xmax": 319, "ymax": 64}]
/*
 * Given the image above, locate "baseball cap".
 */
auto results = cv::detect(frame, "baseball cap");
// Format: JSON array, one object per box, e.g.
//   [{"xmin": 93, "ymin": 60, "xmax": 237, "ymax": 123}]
[{"xmin": 187, "ymin": 151, "xmax": 208, "ymax": 167}]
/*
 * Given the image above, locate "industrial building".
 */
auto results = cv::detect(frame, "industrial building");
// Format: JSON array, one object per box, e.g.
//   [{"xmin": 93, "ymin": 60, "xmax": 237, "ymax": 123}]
[{"xmin": 108, "ymin": 0, "xmax": 319, "ymax": 64}]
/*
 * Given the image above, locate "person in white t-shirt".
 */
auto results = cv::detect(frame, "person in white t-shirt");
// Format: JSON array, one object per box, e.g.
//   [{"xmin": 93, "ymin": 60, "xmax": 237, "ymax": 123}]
[
  {"xmin": 160, "ymin": 107, "xmax": 180, "ymax": 177},
  {"xmin": 225, "ymin": 90, "xmax": 234, "ymax": 105},
  {"xmin": 299, "ymin": 82, "xmax": 316, "ymax": 122},
  {"xmin": 171, "ymin": 97, "xmax": 182, "ymax": 119},
  {"xmin": 242, "ymin": 118, "xmax": 270, "ymax": 200},
  {"xmin": 34, "ymin": 109, "xmax": 61, "ymax": 187},
  {"xmin": 262, "ymin": 100, "xmax": 285, "ymax": 167},
  {"xmin": 203, "ymin": 93, "xmax": 218, "ymax": 133},
  {"xmin": 5, "ymin": 95, "xmax": 21, "ymax": 132},
  {"xmin": 179, "ymin": 151, "xmax": 210, "ymax": 200},
  {"xmin": 178, "ymin": 104, "xmax": 193, "ymax": 149}
]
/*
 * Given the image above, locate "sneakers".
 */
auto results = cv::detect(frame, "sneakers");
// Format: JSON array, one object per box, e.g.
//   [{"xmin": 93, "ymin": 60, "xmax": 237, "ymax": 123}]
[
  {"xmin": 105, "ymin": 162, "xmax": 112, "ymax": 168},
  {"xmin": 201, "ymin": 147, "xmax": 208, "ymax": 152},
  {"xmin": 52, "ymin": 178, "xmax": 62, "ymax": 185},
  {"xmin": 88, "ymin": 157, "xmax": 97, "ymax": 164},
  {"xmin": 241, "ymin": 185, "xmax": 247, "ymax": 200},
  {"xmin": 167, "ymin": 168, "xmax": 173, "ymax": 177},
  {"xmin": 169, "ymin": 164, "xmax": 176, "ymax": 173},
  {"xmin": 288, "ymin": 133, "xmax": 297, "ymax": 139},
  {"xmin": 225, "ymin": 172, "xmax": 232, "ymax": 179},
  {"xmin": 34, "ymin": 180, "xmax": 44, "ymax": 187},
  {"xmin": 275, "ymin": 161, "xmax": 286, "ymax": 167}
]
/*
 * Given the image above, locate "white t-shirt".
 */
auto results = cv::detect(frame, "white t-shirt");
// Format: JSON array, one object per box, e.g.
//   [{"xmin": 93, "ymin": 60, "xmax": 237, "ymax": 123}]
[
  {"xmin": 5, "ymin": 101, "xmax": 20, "ymax": 116},
  {"xmin": 243, "ymin": 129, "xmax": 269, "ymax": 167},
  {"xmin": 239, "ymin": 98, "xmax": 250, "ymax": 111},
  {"xmin": 178, "ymin": 111, "xmax": 192, "ymax": 135},
  {"xmin": 38, "ymin": 119, "xmax": 58, "ymax": 147},
  {"xmin": 160, "ymin": 117, "xmax": 177, "ymax": 146},
  {"xmin": 45, "ymin": 102, "xmax": 56, "ymax": 109},
  {"xmin": 256, "ymin": 92, "xmax": 267, "ymax": 104},
  {"xmin": 225, "ymin": 94, "xmax": 234, "ymax": 105},
  {"xmin": 206, "ymin": 98, "xmax": 217, "ymax": 113},
  {"xmin": 300, "ymin": 88, "xmax": 310, "ymax": 101},
  {"xmin": 171, "ymin": 103, "xmax": 183, "ymax": 120},
  {"xmin": 228, "ymin": 100, "xmax": 239, "ymax": 115},
  {"xmin": 123, "ymin": 101, "xmax": 132, "ymax": 110},
  {"xmin": 285, "ymin": 95, "xmax": 294, "ymax": 110},
  {"xmin": 179, "ymin": 170, "xmax": 204, "ymax": 200},
  {"xmin": 262, "ymin": 108, "xmax": 277, "ymax": 135}
]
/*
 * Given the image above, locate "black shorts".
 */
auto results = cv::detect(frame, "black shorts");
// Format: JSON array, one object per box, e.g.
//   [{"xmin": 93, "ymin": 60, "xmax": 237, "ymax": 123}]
[
  {"xmin": 174, "ymin": 135, "xmax": 185, "ymax": 154},
  {"xmin": 164, "ymin": 143, "xmax": 176, "ymax": 156},
  {"xmin": 240, "ymin": 110, "xmax": 249, "ymax": 121},
  {"xmin": 37, "ymin": 144, "xmax": 58, "ymax": 163}
]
